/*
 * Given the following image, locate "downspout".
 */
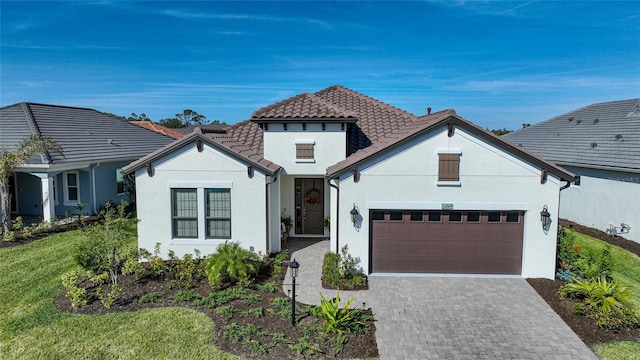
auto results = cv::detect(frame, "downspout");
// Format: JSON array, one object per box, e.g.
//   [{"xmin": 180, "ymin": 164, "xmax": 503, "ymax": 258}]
[
  {"xmin": 91, "ymin": 163, "xmax": 101, "ymax": 214},
  {"xmin": 327, "ymin": 178, "xmax": 339, "ymax": 254},
  {"xmin": 560, "ymin": 180, "xmax": 571, "ymax": 191},
  {"xmin": 557, "ymin": 179, "xmax": 571, "ymax": 224},
  {"xmin": 265, "ymin": 169, "xmax": 281, "ymax": 254}
]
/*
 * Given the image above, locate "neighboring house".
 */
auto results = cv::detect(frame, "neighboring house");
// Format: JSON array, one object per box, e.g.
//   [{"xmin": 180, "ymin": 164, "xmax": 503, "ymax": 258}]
[
  {"xmin": 0, "ymin": 103, "xmax": 175, "ymax": 223},
  {"xmin": 504, "ymin": 99, "xmax": 640, "ymax": 244},
  {"xmin": 130, "ymin": 120, "xmax": 185, "ymax": 139},
  {"xmin": 124, "ymin": 85, "xmax": 573, "ymax": 279}
]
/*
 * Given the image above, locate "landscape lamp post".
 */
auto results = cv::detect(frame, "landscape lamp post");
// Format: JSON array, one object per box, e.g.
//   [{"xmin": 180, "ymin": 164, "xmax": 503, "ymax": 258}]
[{"xmin": 289, "ymin": 258, "xmax": 300, "ymax": 326}]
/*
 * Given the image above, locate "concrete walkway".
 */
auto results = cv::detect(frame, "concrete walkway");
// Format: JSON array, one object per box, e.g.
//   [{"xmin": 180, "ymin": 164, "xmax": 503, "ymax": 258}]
[{"xmin": 283, "ymin": 239, "xmax": 599, "ymax": 360}]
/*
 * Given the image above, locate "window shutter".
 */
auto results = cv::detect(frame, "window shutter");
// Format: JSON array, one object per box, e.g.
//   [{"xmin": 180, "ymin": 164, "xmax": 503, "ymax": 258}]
[
  {"xmin": 438, "ymin": 153, "xmax": 460, "ymax": 181},
  {"xmin": 296, "ymin": 143, "xmax": 314, "ymax": 159}
]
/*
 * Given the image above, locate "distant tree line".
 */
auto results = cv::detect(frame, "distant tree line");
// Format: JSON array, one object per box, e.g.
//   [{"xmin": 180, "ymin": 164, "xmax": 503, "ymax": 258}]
[
  {"xmin": 488, "ymin": 123, "xmax": 531, "ymax": 136},
  {"xmin": 120, "ymin": 109, "xmax": 227, "ymax": 128}
]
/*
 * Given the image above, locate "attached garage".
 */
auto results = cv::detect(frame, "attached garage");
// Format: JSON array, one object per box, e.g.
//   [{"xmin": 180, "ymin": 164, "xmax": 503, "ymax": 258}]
[{"xmin": 370, "ymin": 210, "xmax": 524, "ymax": 275}]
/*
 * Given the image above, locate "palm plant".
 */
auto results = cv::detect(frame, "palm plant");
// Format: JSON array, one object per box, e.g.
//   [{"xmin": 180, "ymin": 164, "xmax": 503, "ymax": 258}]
[
  {"xmin": 205, "ymin": 241, "xmax": 261, "ymax": 287},
  {"xmin": 1, "ymin": 134, "xmax": 63, "ymax": 233}
]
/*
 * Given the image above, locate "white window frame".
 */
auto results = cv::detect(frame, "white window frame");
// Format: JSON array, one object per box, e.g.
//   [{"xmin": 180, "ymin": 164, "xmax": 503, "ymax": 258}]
[
  {"xmin": 63, "ymin": 171, "xmax": 80, "ymax": 206},
  {"xmin": 295, "ymin": 140, "xmax": 316, "ymax": 163},
  {"xmin": 116, "ymin": 168, "xmax": 125, "ymax": 195},
  {"xmin": 436, "ymin": 149, "xmax": 462, "ymax": 186}
]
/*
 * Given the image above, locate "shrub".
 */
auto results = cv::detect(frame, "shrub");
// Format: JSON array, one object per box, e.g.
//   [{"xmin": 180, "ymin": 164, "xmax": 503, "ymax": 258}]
[
  {"xmin": 322, "ymin": 252, "xmax": 341, "ymax": 288},
  {"xmin": 61, "ymin": 269, "xmax": 87, "ymax": 308},
  {"xmin": 138, "ymin": 292, "xmax": 163, "ymax": 304},
  {"xmin": 88, "ymin": 271, "xmax": 109, "ymax": 286},
  {"xmin": 216, "ymin": 305, "xmax": 237, "ymax": 320},
  {"xmin": 121, "ymin": 257, "xmax": 146, "ymax": 278},
  {"xmin": 256, "ymin": 281, "xmax": 279, "ymax": 293},
  {"xmin": 322, "ymin": 245, "xmax": 367, "ymax": 290},
  {"xmin": 205, "ymin": 241, "xmax": 262, "ymax": 288},
  {"xmin": 576, "ymin": 246, "xmax": 614, "ymax": 281},
  {"xmin": 559, "ymin": 277, "xmax": 640, "ymax": 331},
  {"xmin": 2, "ymin": 230, "xmax": 15, "ymax": 242},
  {"xmin": 168, "ymin": 252, "xmax": 205, "ymax": 289},
  {"xmin": 172, "ymin": 290, "xmax": 202, "ymax": 302},
  {"xmin": 556, "ymin": 227, "xmax": 580, "ymax": 275},
  {"xmin": 96, "ymin": 284, "xmax": 123, "ymax": 309},
  {"xmin": 309, "ymin": 291, "xmax": 366, "ymax": 335}
]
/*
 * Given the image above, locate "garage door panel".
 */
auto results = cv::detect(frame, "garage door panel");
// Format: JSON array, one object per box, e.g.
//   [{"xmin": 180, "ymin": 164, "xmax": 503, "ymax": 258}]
[{"xmin": 371, "ymin": 211, "xmax": 524, "ymax": 274}]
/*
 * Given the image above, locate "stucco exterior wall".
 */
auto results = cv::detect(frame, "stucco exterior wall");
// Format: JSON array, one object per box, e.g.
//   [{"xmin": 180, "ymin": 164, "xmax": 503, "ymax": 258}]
[
  {"xmin": 332, "ymin": 125, "xmax": 563, "ymax": 279},
  {"xmin": 135, "ymin": 142, "xmax": 270, "ymax": 259},
  {"xmin": 560, "ymin": 166, "xmax": 639, "ymax": 244},
  {"xmin": 263, "ymin": 123, "xmax": 346, "ymax": 175}
]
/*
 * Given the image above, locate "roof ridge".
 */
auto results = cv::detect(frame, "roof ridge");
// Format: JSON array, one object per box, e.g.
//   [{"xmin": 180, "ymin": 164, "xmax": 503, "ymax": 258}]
[
  {"xmin": 251, "ymin": 93, "xmax": 310, "ymax": 118},
  {"xmin": 20, "ymin": 103, "xmax": 52, "ymax": 164},
  {"xmin": 315, "ymin": 85, "xmax": 417, "ymax": 120},
  {"xmin": 251, "ymin": 92, "xmax": 356, "ymax": 119},
  {"xmin": 5, "ymin": 102, "xmax": 96, "ymax": 112}
]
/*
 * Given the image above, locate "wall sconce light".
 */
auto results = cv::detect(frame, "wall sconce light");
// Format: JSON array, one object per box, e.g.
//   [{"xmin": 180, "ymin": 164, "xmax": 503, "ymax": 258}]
[
  {"xmin": 540, "ymin": 205, "xmax": 551, "ymax": 233},
  {"xmin": 350, "ymin": 204, "xmax": 359, "ymax": 224}
]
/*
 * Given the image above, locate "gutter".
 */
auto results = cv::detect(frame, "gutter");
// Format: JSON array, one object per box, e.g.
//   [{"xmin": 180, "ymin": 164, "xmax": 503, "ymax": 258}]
[{"xmin": 327, "ymin": 177, "xmax": 339, "ymax": 254}]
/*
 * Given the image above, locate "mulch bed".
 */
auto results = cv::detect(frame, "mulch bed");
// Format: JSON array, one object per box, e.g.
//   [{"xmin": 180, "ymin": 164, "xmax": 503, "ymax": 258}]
[
  {"xmin": 0, "ymin": 216, "xmax": 100, "ymax": 249},
  {"xmin": 527, "ymin": 218, "xmax": 640, "ymax": 346},
  {"xmin": 56, "ymin": 260, "xmax": 378, "ymax": 359}
]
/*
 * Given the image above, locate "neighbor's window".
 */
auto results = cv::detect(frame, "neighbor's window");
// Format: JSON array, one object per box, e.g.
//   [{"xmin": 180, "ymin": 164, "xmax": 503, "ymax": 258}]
[
  {"xmin": 116, "ymin": 169, "xmax": 125, "ymax": 194},
  {"xmin": 296, "ymin": 143, "xmax": 314, "ymax": 160},
  {"xmin": 172, "ymin": 189, "xmax": 198, "ymax": 238},
  {"xmin": 438, "ymin": 152, "xmax": 460, "ymax": 182},
  {"xmin": 63, "ymin": 171, "xmax": 80, "ymax": 205},
  {"xmin": 206, "ymin": 189, "xmax": 231, "ymax": 238},
  {"xmin": 574, "ymin": 176, "xmax": 581, "ymax": 186}
]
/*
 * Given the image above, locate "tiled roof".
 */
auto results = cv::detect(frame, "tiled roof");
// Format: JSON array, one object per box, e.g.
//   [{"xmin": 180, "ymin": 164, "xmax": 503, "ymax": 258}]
[
  {"xmin": 314, "ymin": 85, "xmax": 420, "ymax": 155},
  {"xmin": 252, "ymin": 92, "xmax": 357, "ymax": 120},
  {"xmin": 177, "ymin": 123, "xmax": 228, "ymax": 134},
  {"xmin": 0, "ymin": 102, "xmax": 175, "ymax": 166},
  {"xmin": 328, "ymin": 110, "xmax": 575, "ymax": 181},
  {"xmin": 130, "ymin": 121, "xmax": 185, "ymax": 139},
  {"xmin": 122, "ymin": 128, "xmax": 280, "ymax": 176},
  {"xmin": 503, "ymin": 99, "xmax": 640, "ymax": 172}
]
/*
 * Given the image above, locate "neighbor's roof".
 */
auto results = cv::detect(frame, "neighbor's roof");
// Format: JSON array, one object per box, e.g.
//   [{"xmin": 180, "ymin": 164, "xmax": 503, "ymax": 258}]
[
  {"xmin": 327, "ymin": 110, "xmax": 575, "ymax": 181},
  {"xmin": 122, "ymin": 128, "xmax": 281, "ymax": 176},
  {"xmin": 130, "ymin": 120, "xmax": 185, "ymax": 139},
  {"xmin": 503, "ymin": 99, "xmax": 640, "ymax": 173},
  {"xmin": 0, "ymin": 102, "xmax": 175, "ymax": 166}
]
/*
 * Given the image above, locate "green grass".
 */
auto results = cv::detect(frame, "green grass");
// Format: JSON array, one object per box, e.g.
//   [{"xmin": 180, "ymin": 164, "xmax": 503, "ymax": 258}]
[
  {"xmin": 592, "ymin": 341, "xmax": 640, "ymax": 360},
  {"xmin": 0, "ymin": 229, "xmax": 240, "ymax": 360},
  {"xmin": 570, "ymin": 230, "xmax": 640, "ymax": 308},
  {"xmin": 568, "ymin": 230, "xmax": 640, "ymax": 359}
]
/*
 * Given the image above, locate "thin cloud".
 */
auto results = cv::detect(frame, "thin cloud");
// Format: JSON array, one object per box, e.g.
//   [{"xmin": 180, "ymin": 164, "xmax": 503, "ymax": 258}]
[{"xmin": 161, "ymin": 9, "xmax": 334, "ymax": 30}]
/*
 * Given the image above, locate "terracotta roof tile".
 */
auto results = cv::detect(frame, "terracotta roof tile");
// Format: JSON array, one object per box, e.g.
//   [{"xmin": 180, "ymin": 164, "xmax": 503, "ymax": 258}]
[
  {"xmin": 130, "ymin": 121, "xmax": 185, "ymax": 139},
  {"xmin": 252, "ymin": 93, "xmax": 356, "ymax": 119}
]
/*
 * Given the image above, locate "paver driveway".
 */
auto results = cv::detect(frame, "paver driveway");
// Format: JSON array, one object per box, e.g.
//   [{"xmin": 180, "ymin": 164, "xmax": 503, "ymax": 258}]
[{"xmin": 284, "ymin": 239, "xmax": 598, "ymax": 360}]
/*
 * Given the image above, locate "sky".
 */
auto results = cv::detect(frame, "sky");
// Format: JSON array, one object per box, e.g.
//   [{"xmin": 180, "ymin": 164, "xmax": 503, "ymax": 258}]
[{"xmin": 1, "ymin": 1, "xmax": 639, "ymax": 130}]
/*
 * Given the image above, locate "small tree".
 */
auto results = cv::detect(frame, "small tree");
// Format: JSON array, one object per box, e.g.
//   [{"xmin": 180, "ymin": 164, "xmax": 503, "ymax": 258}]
[
  {"xmin": 0, "ymin": 134, "xmax": 63, "ymax": 233},
  {"xmin": 75, "ymin": 201, "xmax": 135, "ymax": 286}
]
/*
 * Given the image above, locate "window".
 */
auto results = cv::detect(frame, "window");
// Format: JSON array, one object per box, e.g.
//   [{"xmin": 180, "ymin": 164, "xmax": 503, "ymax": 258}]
[
  {"xmin": 438, "ymin": 152, "xmax": 461, "ymax": 182},
  {"xmin": 488, "ymin": 212, "xmax": 502, "ymax": 223},
  {"xmin": 506, "ymin": 212, "xmax": 520, "ymax": 223},
  {"xmin": 466, "ymin": 212, "xmax": 480, "ymax": 222},
  {"xmin": 116, "ymin": 169, "xmax": 125, "ymax": 194},
  {"xmin": 172, "ymin": 189, "xmax": 198, "ymax": 238},
  {"xmin": 428, "ymin": 211, "xmax": 442, "ymax": 222},
  {"xmin": 449, "ymin": 212, "xmax": 462, "ymax": 222},
  {"xmin": 371, "ymin": 211, "xmax": 385, "ymax": 221},
  {"xmin": 389, "ymin": 211, "xmax": 403, "ymax": 221},
  {"xmin": 296, "ymin": 143, "xmax": 314, "ymax": 159},
  {"xmin": 206, "ymin": 189, "xmax": 231, "ymax": 238},
  {"xmin": 410, "ymin": 211, "xmax": 424, "ymax": 222},
  {"xmin": 63, "ymin": 171, "xmax": 80, "ymax": 205}
]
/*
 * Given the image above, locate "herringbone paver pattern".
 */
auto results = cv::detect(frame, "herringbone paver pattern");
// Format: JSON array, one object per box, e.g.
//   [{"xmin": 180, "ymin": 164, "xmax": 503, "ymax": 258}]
[{"xmin": 283, "ymin": 239, "xmax": 598, "ymax": 360}]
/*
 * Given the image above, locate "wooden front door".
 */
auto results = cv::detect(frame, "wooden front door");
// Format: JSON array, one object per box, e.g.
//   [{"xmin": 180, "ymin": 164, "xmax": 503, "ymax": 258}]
[{"xmin": 294, "ymin": 178, "xmax": 324, "ymax": 235}]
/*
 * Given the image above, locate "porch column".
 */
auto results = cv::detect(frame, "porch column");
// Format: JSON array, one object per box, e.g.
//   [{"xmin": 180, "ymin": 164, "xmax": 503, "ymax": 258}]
[{"xmin": 40, "ymin": 175, "xmax": 55, "ymax": 224}]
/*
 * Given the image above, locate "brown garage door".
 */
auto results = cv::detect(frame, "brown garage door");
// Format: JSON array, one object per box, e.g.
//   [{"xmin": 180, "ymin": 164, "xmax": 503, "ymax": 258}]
[{"xmin": 370, "ymin": 210, "xmax": 524, "ymax": 274}]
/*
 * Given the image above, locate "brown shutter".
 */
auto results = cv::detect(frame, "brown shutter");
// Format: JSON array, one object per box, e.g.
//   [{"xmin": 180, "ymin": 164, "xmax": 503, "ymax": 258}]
[
  {"xmin": 438, "ymin": 153, "xmax": 460, "ymax": 181},
  {"xmin": 296, "ymin": 143, "xmax": 314, "ymax": 159}
]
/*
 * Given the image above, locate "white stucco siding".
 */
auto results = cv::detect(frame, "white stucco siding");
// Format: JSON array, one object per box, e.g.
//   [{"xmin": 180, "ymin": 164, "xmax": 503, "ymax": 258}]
[
  {"xmin": 263, "ymin": 123, "xmax": 346, "ymax": 175},
  {"xmin": 334, "ymin": 127, "xmax": 562, "ymax": 279},
  {"xmin": 135, "ymin": 143, "xmax": 269, "ymax": 259},
  {"xmin": 560, "ymin": 167, "xmax": 640, "ymax": 244}
]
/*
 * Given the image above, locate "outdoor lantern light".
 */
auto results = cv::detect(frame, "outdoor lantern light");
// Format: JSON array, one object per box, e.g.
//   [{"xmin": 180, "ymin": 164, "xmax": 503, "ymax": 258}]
[
  {"xmin": 289, "ymin": 259, "xmax": 300, "ymax": 326},
  {"xmin": 540, "ymin": 205, "xmax": 551, "ymax": 233},
  {"xmin": 350, "ymin": 204, "xmax": 359, "ymax": 224}
]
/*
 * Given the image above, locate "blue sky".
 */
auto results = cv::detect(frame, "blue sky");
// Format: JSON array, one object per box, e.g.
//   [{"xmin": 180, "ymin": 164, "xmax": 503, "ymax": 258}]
[{"xmin": 2, "ymin": 1, "xmax": 639, "ymax": 129}]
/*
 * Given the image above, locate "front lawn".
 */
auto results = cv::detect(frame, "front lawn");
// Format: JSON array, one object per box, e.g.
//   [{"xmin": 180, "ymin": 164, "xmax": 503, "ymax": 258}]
[{"xmin": 0, "ymin": 229, "xmax": 236, "ymax": 359}]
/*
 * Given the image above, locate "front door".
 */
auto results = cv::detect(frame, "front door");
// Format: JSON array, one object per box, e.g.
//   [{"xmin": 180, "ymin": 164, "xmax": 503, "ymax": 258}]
[{"xmin": 294, "ymin": 178, "xmax": 324, "ymax": 235}]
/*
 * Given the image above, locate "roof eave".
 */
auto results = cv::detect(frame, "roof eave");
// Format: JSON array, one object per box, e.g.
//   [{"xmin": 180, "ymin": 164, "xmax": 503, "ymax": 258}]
[{"xmin": 250, "ymin": 117, "xmax": 358, "ymax": 124}]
